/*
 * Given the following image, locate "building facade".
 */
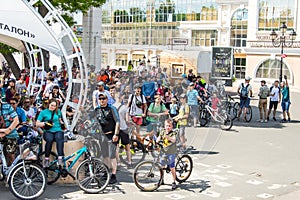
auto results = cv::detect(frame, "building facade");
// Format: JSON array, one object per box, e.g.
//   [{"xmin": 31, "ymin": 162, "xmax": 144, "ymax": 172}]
[{"xmin": 100, "ymin": 0, "xmax": 300, "ymax": 88}]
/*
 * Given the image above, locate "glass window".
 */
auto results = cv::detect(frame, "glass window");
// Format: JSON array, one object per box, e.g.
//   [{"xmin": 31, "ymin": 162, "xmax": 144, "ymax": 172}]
[
  {"xmin": 192, "ymin": 30, "xmax": 217, "ymax": 47},
  {"xmin": 116, "ymin": 53, "xmax": 128, "ymax": 67},
  {"xmin": 231, "ymin": 9, "xmax": 248, "ymax": 47},
  {"xmin": 255, "ymin": 59, "xmax": 290, "ymax": 80},
  {"xmin": 234, "ymin": 58, "xmax": 246, "ymax": 79},
  {"xmin": 258, "ymin": 0, "xmax": 295, "ymax": 31}
]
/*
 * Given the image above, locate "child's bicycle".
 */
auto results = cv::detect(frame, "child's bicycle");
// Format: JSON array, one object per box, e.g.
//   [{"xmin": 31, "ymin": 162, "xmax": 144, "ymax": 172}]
[
  {"xmin": 133, "ymin": 139, "xmax": 193, "ymax": 191},
  {"xmin": 0, "ymin": 132, "xmax": 46, "ymax": 200},
  {"xmin": 38, "ymin": 136, "xmax": 110, "ymax": 194}
]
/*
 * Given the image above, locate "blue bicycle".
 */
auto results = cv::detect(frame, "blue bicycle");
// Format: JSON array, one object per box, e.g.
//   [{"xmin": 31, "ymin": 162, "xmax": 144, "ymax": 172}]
[{"xmin": 39, "ymin": 137, "xmax": 110, "ymax": 194}]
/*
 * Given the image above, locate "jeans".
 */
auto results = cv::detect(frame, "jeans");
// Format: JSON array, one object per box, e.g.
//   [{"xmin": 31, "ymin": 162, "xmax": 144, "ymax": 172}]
[{"xmin": 44, "ymin": 131, "xmax": 64, "ymax": 157}]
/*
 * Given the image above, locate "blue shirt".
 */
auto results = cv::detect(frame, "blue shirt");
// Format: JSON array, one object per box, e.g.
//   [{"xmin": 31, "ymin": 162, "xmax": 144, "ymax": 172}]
[
  {"xmin": 187, "ymin": 89, "xmax": 200, "ymax": 106},
  {"xmin": 281, "ymin": 86, "xmax": 290, "ymax": 102},
  {"xmin": 16, "ymin": 107, "xmax": 26, "ymax": 123},
  {"xmin": 37, "ymin": 109, "xmax": 63, "ymax": 132},
  {"xmin": 0, "ymin": 103, "xmax": 18, "ymax": 139}
]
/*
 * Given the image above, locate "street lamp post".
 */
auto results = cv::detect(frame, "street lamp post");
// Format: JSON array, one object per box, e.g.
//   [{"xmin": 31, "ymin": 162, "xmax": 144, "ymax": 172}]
[{"xmin": 270, "ymin": 22, "xmax": 297, "ymax": 82}]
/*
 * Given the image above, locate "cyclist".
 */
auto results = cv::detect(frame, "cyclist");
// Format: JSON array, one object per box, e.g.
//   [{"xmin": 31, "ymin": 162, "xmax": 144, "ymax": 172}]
[
  {"xmin": 156, "ymin": 119, "xmax": 177, "ymax": 190},
  {"xmin": 237, "ymin": 76, "xmax": 253, "ymax": 121},
  {"xmin": 0, "ymin": 100, "xmax": 20, "ymax": 166},
  {"xmin": 95, "ymin": 93, "xmax": 120, "ymax": 184}
]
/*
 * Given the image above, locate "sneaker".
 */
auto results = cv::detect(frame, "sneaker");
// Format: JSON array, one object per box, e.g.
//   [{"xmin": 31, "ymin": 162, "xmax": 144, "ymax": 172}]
[
  {"xmin": 57, "ymin": 157, "xmax": 63, "ymax": 166},
  {"xmin": 280, "ymin": 119, "xmax": 287, "ymax": 123},
  {"xmin": 273, "ymin": 117, "xmax": 277, "ymax": 121},
  {"xmin": 260, "ymin": 120, "xmax": 264, "ymax": 123},
  {"xmin": 171, "ymin": 182, "xmax": 177, "ymax": 190},
  {"xmin": 288, "ymin": 118, "xmax": 291, "ymax": 122},
  {"xmin": 43, "ymin": 159, "xmax": 49, "ymax": 168},
  {"xmin": 109, "ymin": 175, "xmax": 117, "ymax": 184},
  {"xmin": 127, "ymin": 163, "xmax": 134, "ymax": 169},
  {"xmin": 267, "ymin": 117, "xmax": 269, "ymax": 121},
  {"xmin": 264, "ymin": 120, "xmax": 268, "ymax": 123}
]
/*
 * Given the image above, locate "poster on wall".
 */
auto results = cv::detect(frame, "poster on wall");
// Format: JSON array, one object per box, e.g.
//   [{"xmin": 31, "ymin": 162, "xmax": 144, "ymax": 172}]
[
  {"xmin": 211, "ymin": 47, "xmax": 233, "ymax": 79},
  {"xmin": 171, "ymin": 63, "xmax": 186, "ymax": 78}
]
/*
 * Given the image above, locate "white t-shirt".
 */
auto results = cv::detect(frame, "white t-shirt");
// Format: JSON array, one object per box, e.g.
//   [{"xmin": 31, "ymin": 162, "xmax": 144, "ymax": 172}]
[
  {"xmin": 128, "ymin": 94, "xmax": 146, "ymax": 116},
  {"xmin": 270, "ymin": 86, "xmax": 280, "ymax": 101},
  {"xmin": 114, "ymin": 102, "xmax": 128, "ymax": 131},
  {"xmin": 238, "ymin": 82, "xmax": 252, "ymax": 98}
]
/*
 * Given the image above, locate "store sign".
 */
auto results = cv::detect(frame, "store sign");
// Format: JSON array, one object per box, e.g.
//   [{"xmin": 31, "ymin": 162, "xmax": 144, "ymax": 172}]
[
  {"xmin": 211, "ymin": 47, "xmax": 233, "ymax": 79},
  {"xmin": 169, "ymin": 38, "xmax": 188, "ymax": 45}
]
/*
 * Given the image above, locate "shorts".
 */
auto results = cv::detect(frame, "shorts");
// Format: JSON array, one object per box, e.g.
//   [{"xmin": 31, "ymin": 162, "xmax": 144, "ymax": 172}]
[
  {"xmin": 131, "ymin": 116, "xmax": 143, "ymax": 125},
  {"xmin": 258, "ymin": 99, "xmax": 267, "ymax": 109},
  {"xmin": 160, "ymin": 153, "xmax": 176, "ymax": 168},
  {"xmin": 146, "ymin": 122, "xmax": 158, "ymax": 134},
  {"xmin": 178, "ymin": 125, "xmax": 186, "ymax": 137},
  {"xmin": 119, "ymin": 129, "xmax": 130, "ymax": 146},
  {"xmin": 189, "ymin": 105, "xmax": 200, "ymax": 119},
  {"xmin": 281, "ymin": 100, "xmax": 291, "ymax": 112},
  {"xmin": 240, "ymin": 98, "xmax": 250, "ymax": 109},
  {"xmin": 99, "ymin": 134, "xmax": 117, "ymax": 159},
  {"xmin": 269, "ymin": 101, "xmax": 278, "ymax": 110}
]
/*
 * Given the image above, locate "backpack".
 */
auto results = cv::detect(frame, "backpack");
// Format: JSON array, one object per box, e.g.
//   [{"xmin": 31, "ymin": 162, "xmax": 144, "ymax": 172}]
[{"xmin": 240, "ymin": 83, "xmax": 249, "ymax": 99}]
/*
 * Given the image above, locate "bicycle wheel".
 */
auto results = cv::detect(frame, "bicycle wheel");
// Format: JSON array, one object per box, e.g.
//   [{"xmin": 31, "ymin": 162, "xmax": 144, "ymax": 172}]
[
  {"xmin": 175, "ymin": 155, "xmax": 193, "ymax": 183},
  {"xmin": 8, "ymin": 162, "xmax": 46, "ymax": 200},
  {"xmin": 38, "ymin": 151, "xmax": 60, "ymax": 184},
  {"xmin": 199, "ymin": 110, "xmax": 209, "ymax": 127},
  {"xmin": 76, "ymin": 158, "xmax": 110, "ymax": 194},
  {"xmin": 245, "ymin": 106, "xmax": 252, "ymax": 122},
  {"xmin": 233, "ymin": 102, "xmax": 240, "ymax": 119},
  {"xmin": 119, "ymin": 139, "xmax": 146, "ymax": 166},
  {"xmin": 133, "ymin": 161, "xmax": 163, "ymax": 192},
  {"xmin": 220, "ymin": 112, "xmax": 233, "ymax": 131}
]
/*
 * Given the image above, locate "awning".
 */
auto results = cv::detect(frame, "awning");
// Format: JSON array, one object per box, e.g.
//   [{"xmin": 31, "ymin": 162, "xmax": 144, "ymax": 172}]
[{"xmin": 0, "ymin": 0, "xmax": 62, "ymax": 55}]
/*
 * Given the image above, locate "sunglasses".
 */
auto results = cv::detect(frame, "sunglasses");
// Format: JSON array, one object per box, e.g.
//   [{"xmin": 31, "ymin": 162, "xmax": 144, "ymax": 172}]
[
  {"xmin": 99, "ymin": 98, "xmax": 107, "ymax": 100},
  {"xmin": 24, "ymin": 101, "xmax": 30, "ymax": 103},
  {"xmin": 10, "ymin": 102, "xmax": 17, "ymax": 105}
]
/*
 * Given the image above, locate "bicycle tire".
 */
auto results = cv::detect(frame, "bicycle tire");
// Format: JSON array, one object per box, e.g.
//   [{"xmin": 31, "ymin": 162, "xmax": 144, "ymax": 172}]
[
  {"xmin": 38, "ymin": 151, "xmax": 60, "ymax": 184},
  {"xmin": 220, "ymin": 112, "xmax": 233, "ymax": 131},
  {"xmin": 8, "ymin": 162, "xmax": 47, "ymax": 200},
  {"xmin": 245, "ymin": 106, "xmax": 252, "ymax": 122},
  {"xmin": 199, "ymin": 109, "xmax": 209, "ymax": 127},
  {"xmin": 133, "ymin": 161, "xmax": 163, "ymax": 192},
  {"xmin": 119, "ymin": 139, "xmax": 146, "ymax": 166},
  {"xmin": 175, "ymin": 155, "xmax": 193, "ymax": 183},
  {"xmin": 233, "ymin": 102, "xmax": 240, "ymax": 119},
  {"xmin": 76, "ymin": 158, "xmax": 110, "ymax": 194}
]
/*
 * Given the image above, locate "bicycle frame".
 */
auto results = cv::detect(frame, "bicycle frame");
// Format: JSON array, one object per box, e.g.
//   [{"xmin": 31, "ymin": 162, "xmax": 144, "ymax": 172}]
[
  {"xmin": 49, "ymin": 145, "xmax": 89, "ymax": 172},
  {"xmin": 0, "ymin": 143, "xmax": 22, "ymax": 176},
  {"xmin": 204, "ymin": 104, "xmax": 226, "ymax": 123}
]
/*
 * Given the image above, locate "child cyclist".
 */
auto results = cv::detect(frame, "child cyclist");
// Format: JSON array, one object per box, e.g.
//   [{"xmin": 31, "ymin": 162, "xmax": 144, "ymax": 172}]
[{"xmin": 156, "ymin": 119, "xmax": 177, "ymax": 190}]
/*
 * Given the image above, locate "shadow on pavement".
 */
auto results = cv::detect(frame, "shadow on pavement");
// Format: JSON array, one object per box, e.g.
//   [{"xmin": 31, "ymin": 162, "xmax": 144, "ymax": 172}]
[{"xmin": 178, "ymin": 179, "xmax": 211, "ymax": 193}]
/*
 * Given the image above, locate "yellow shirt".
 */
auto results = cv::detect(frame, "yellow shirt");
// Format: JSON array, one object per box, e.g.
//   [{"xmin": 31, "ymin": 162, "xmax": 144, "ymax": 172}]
[{"xmin": 178, "ymin": 104, "xmax": 189, "ymax": 126}]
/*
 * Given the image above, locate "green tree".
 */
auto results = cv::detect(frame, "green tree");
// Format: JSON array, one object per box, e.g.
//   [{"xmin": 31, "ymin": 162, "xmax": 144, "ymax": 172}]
[
  {"xmin": 156, "ymin": 0, "xmax": 175, "ymax": 22},
  {"xmin": 0, "ymin": 0, "xmax": 105, "ymax": 77}
]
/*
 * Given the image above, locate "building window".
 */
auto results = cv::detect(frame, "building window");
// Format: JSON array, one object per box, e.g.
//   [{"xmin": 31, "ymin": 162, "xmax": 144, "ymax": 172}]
[
  {"xmin": 234, "ymin": 58, "xmax": 246, "ymax": 79},
  {"xmin": 258, "ymin": 0, "xmax": 295, "ymax": 31},
  {"xmin": 231, "ymin": 8, "xmax": 248, "ymax": 47},
  {"xmin": 115, "ymin": 53, "xmax": 128, "ymax": 67},
  {"xmin": 255, "ymin": 59, "xmax": 290, "ymax": 80},
  {"xmin": 192, "ymin": 30, "xmax": 217, "ymax": 47},
  {"xmin": 101, "ymin": 53, "xmax": 108, "ymax": 67}
]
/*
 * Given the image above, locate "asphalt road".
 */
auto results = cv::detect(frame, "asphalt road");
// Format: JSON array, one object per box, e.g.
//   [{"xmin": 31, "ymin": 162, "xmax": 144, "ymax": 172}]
[{"xmin": 1, "ymin": 92, "xmax": 300, "ymax": 200}]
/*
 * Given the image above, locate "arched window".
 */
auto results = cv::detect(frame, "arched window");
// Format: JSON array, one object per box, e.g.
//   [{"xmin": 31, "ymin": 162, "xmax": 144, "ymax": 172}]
[
  {"xmin": 255, "ymin": 59, "xmax": 290, "ymax": 80},
  {"xmin": 230, "ymin": 8, "xmax": 248, "ymax": 47}
]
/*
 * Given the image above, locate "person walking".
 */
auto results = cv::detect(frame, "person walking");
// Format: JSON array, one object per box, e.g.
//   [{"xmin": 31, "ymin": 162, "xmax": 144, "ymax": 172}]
[
  {"xmin": 280, "ymin": 75, "xmax": 291, "ymax": 122},
  {"xmin": 36, "ymin": 99, "xmax": 65, "ymax": 167},
  {"xmin": 95, "ymin": 93, "xmax": 120, "ymax": 184},
  {"xmin": 267, "ymin": 80, "xmax": 281, "ymax": 121},
  {"xmin": 187, "ymin": 82, "xmax": 203, "ymax": 127},
  {"xmin": 258, "ymin": 80, "xmax": 270, "ymax": 122}
]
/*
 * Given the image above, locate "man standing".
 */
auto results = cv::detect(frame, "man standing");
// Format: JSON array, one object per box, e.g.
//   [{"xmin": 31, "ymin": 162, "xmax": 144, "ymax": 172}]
[
  {"xmin": 280, "ymin": 75, "xmax": 291, "ymax": 122},
  {"xmin": 237, "ymin": 76, "xmax": 253, "ymax": 121},
  {"xmin": 187, "ymin": 82, "xmax": 203, "ymax": 127},
  {"xmin": 267, "ymin": 80, "xmax": 281, "ymax": 121},
  {"xmin": 0, "ymin": 100, "xmax": 20, "ymax": 165},
  {"xmin": 92, "ymin": 81, "xmax": 114, "ymax": 109},
  {"xmin": 258, "ymin": 80, "xmax": 269, "ymax": 122},
  {"xmin": 95, "ymin": 93, "xmax": 120, "ymax": 184}
]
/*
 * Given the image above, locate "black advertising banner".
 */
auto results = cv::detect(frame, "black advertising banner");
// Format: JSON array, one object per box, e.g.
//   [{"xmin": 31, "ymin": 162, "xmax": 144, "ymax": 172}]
[{"xmin": 211, "ymin": 47, "xmax": 233, "ymax": 79}]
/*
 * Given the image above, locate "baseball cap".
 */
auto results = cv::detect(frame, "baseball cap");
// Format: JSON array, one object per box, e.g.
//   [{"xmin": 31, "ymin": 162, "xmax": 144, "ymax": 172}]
[
  {"xmin": 179, "ymin": 93, "xmax": 186, "ymax": 98},
  {"xmin": 182, "ymin": 74, "xmax": 187, "ymax": 78},
  {"xmin": 245, "ymin": 76, "xmax": 251, "ymax": 81},
  {"xmin": 97, "ymin": 81, "xmax": 105, "ymax": 86},
  {"xmin": 189, "ymin": 82, "xmax": 195, "ymax": 86},
  {"xmin": 134, "ymin": 84, "xmax": 142, "ymax": 89},
  {"xmin": 98, "ymin": 93, "xmax": 108, "ymax": 99},
  {"xmin": 8, "ymin": 78, "xmax": 16, "ymax": 82}
]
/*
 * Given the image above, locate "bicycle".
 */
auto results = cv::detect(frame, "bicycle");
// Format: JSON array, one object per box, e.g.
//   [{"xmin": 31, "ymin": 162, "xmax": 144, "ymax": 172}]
[
  {"xmin": 199, "ymin": 100, "xmax": 233, "ymax": 130},
  {"xmin": 133, "ymin": 140, "xmax": 193, "ymax": 192},
  {"xmin": 0, "ymin": 134, "xmax": 46, "ymax": 200},
  {"xmin": 235, "ymin": 99, "xmax": 253, "ymax": 122},
  {"xmin": 38, "ymin": 137, "xmax": 110, "ymax": 194},
  {"xmin": 224, "ymin": 95, "xmax": 240, "ymax": 120}
]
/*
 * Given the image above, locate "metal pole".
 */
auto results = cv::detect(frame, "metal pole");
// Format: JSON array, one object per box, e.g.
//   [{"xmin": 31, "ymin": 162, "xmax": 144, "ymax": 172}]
[{"xmin": 280, "ymin": 43, "xmax": 283, "ymax": 83}]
